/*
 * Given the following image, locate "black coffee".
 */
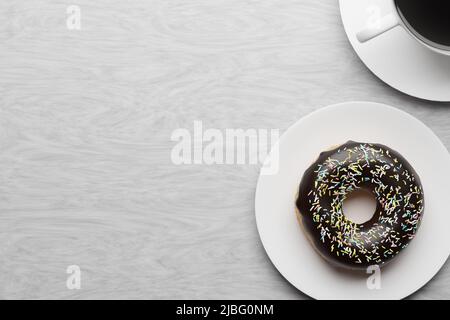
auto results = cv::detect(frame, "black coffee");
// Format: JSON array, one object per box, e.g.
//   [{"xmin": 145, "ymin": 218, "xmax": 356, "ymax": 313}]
[{"xmin": 395, "ymin": 0, "xmax": 450, "ymax": 48}]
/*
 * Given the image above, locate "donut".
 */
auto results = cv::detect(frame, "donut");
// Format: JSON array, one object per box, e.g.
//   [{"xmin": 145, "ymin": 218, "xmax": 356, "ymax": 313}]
[{"xmin": 296, "ymin": 141, "xmax": 424, "ymax": 270}]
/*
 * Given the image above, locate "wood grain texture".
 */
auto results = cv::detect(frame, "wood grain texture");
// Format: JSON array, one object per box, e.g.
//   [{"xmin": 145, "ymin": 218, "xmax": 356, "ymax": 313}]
[{"xmin": 0, "ymin": 0, "xmax": 449, "ymax": 299}]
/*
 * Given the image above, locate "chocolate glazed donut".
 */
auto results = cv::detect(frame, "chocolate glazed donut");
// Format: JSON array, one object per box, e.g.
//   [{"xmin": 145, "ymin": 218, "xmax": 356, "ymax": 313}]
[{"xmin": 296, "ymin": 141, "xmax": 424, "ymax": 270}]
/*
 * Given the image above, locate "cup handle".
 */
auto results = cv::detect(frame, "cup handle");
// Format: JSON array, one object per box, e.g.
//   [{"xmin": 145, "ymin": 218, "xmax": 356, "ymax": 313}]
[{"xmin": 356, "ymin": 13, "xmax": 400, "ymax": 43}]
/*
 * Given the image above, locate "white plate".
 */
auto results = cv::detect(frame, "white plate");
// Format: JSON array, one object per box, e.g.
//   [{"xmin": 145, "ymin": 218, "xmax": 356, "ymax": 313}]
[
  {"xmin": 340, "ymin": 0, "xmax": 450, "ymax": 102},
  {"xmin": 255, "ymin": 101, "xmax": 450, "ymax": 300}
]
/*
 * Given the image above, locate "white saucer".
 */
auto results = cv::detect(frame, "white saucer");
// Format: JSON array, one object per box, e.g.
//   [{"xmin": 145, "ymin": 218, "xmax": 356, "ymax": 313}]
[
  {"xmin": 255, "ymin": 101, "xmax": 450, "ymax": 300},
  {"xmin": 340, "ymin": 0, "xmax": 450, "ymax": 102}
]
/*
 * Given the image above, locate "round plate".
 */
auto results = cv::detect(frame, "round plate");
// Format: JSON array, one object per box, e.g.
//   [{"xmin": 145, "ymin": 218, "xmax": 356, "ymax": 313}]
[
  {"xmin": 255, "ymin": 102, "xmax": 450, "ymax": 299},
  {"xmin": 340, "ymin": 0, "xmax": 450, "ymax": 102}
]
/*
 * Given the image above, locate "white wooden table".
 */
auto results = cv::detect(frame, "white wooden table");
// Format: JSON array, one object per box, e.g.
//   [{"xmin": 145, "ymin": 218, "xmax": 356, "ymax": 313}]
[{"xmin": 0, "ymin": 0, "xmax": 449, "ymax": 299}]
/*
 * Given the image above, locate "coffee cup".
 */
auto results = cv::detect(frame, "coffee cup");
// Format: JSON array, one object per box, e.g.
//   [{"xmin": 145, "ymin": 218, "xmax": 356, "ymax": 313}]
[{"xmin": 357, "ymin": 0, "xmax": 450, "ymax": 56}]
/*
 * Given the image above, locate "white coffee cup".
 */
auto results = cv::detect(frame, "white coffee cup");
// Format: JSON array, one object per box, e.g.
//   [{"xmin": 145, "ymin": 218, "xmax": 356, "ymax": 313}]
[{"xmin": 356, "ymin": 1, "xmax": 450, "ymax": 56}]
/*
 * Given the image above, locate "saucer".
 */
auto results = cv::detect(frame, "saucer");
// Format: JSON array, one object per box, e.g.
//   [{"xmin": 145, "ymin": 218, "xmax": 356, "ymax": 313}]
[
  {"xmin": 340, "ymin": 0, "xmax": 450, "ymax": 102},
  {"xmin": 255, "ymin": 101, "xmax": 450, "ymax": 299}
]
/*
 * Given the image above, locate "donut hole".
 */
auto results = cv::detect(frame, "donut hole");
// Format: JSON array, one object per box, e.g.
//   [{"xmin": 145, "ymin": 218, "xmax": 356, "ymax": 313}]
[{"xmin": 342, "ymin": 189, "xmax": 377, "ymax": 224}]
